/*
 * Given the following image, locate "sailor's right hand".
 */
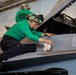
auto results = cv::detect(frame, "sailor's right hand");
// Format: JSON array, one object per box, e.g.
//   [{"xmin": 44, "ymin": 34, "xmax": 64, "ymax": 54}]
[
  {"xmin": 38, "ymin": 38, "xmax": 52, "ymax": 46},
  {"xmin": 45, "ymin": 39, "xmax": 52, "ymax": 46}
]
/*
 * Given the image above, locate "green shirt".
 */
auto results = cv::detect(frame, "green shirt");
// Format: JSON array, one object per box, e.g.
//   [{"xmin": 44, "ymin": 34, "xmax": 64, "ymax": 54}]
[
  {"xmin": 15, "ymin": 9, "xmax": 33, "ymax": 22},
  {"xmin": 4, "ymin": 20, "xmax": 42, "ymax": 42}
]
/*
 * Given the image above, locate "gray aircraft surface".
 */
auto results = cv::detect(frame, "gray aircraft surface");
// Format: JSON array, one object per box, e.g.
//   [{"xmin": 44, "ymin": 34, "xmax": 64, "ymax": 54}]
[{"xmin": 0, "ymin": 0, "xmax": 76, "ymax": 75}]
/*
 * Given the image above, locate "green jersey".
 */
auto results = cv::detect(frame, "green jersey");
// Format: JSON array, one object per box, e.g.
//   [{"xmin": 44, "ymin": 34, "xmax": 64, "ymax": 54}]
[
  {"xmin": 4, "ymin": 20, "xmax": 42, "ymax": 42},
  {"xmin": 15, "ymin": 9, "xmax": 33, "ymax": 22}
]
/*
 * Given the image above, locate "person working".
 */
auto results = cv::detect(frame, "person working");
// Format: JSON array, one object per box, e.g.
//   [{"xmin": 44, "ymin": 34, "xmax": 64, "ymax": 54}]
[
  {"xmin": 15, "ymin": 4, "xmax": 33, "ymax": 22},
  {"xmin": 0, "ymin": 14, "xmax": 54, "ymax": 67}
]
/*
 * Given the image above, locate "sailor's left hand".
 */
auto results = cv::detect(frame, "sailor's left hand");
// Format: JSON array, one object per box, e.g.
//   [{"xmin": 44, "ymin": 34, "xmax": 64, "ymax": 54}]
[{"xmin": 46, "ymin": 33, "xmax": 55, "ymax": 38}]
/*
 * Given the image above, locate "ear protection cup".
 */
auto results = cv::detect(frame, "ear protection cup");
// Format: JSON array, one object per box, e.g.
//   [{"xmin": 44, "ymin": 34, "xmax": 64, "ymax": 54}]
[
  {"xmin": 26, "ymin": 4, "xmax": 30, "ymax": 10},
  {"xmin": 29, "ymin": 15, "xmax": 36, "ymax": 21}
]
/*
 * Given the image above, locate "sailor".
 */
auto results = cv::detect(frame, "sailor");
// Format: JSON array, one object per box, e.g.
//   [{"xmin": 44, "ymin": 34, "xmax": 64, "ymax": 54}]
[
  {"xmin": 15, "ymin": 4, "xmax": 33, "ymax": 22},
  {"xmin": 0, "ymin": 14, "xmax": 54, "ymax": 70}
]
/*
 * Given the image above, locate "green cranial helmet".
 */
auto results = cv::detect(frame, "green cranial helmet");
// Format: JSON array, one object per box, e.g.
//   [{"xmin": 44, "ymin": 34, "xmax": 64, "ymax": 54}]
[
  {"xmin": 26, "ymin": 14, "xmax": 44, "ymax": 25},
  {"xmin": 21, "ymin": 4, "xmax": 30, "ymax": 10}
]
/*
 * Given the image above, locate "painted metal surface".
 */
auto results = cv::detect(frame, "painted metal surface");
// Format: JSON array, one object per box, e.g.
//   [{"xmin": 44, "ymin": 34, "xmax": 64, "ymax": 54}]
[{"xmin": 1, "ymin": 34, "xmax": 76, "ymax": 75}]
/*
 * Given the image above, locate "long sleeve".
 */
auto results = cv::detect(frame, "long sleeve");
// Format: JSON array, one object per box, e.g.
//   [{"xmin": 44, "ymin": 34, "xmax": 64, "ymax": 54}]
[
  {"xmin": 31, "ymin": 29, "xmax": 42, "ymax": 37},
  {"xmin": 18, "ymin": 21, "xmax": 40, "ymax": 42}
]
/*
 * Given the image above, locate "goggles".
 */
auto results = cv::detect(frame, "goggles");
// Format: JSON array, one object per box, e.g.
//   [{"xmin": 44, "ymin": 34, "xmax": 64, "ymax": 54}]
[{"xmin": 27, "ymin": 14, "xmax": 42, "ymax": 25}]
